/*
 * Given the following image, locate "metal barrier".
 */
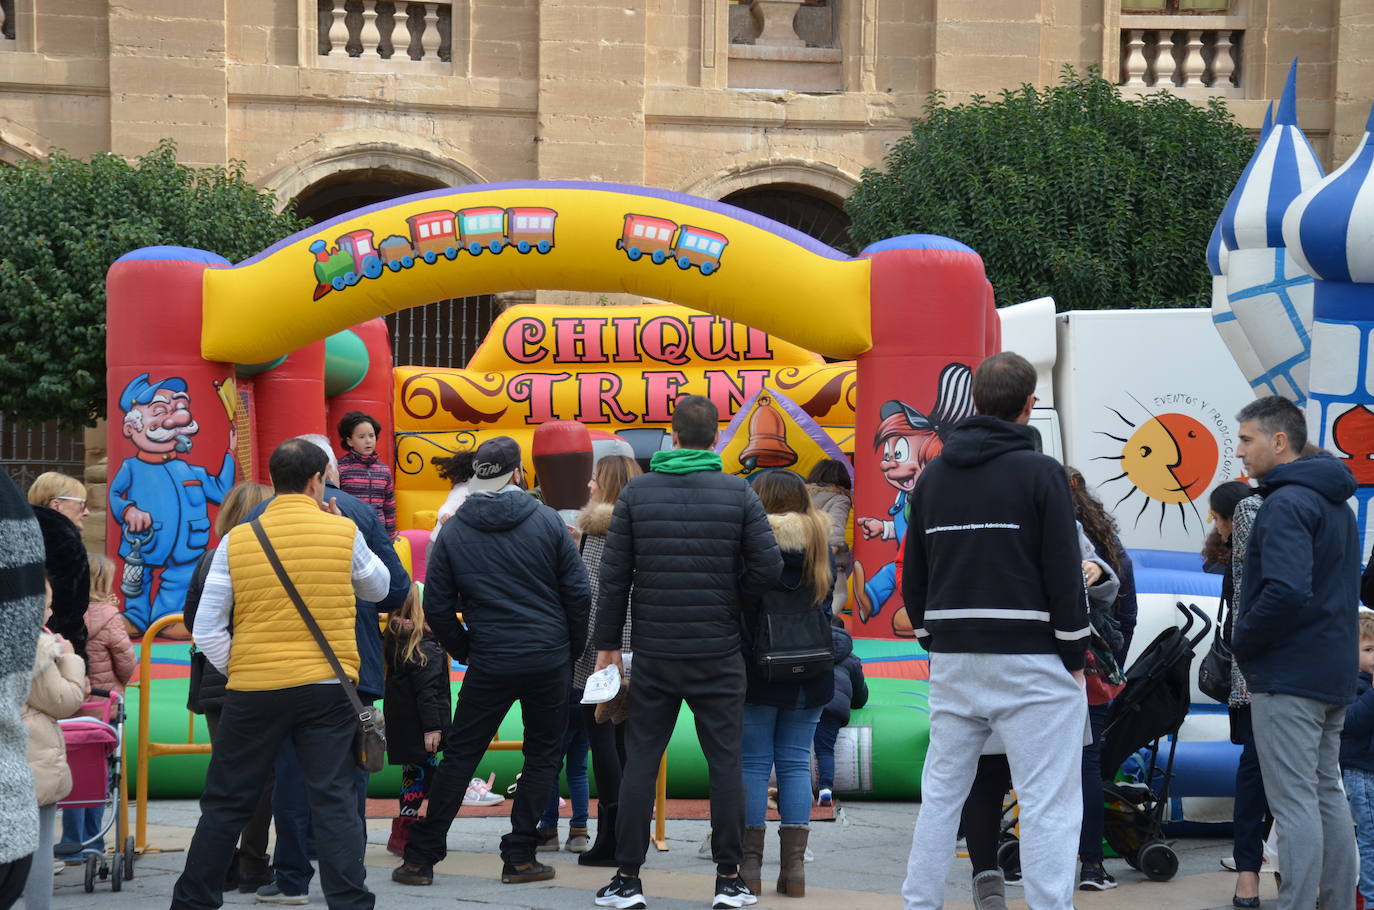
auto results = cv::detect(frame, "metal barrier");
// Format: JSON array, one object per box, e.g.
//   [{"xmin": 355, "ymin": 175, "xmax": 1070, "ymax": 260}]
[
  {"xmin": 130, "ymin": 613, "xmax": 210, "ymax": 852},
  {"xmin": 130, "ymin": 613, "xmax": 669, "ymax": 852}
]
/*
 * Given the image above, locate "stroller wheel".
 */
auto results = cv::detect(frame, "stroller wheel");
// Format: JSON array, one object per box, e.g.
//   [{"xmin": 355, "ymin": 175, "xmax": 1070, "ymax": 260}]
[
  {"xmin": 123, "ymin": 835, "xmax": 136, "ymax": 880},
  {"xmin": 111, "ymin": 853, "xmax": 123, "ymax": 892},
  {"xmin": 995, "ymin": 838, "xmax": 1021, "ymax": 881},
  {"xmin": 83, "ymin": 854, "xmax": 97, "ymax": 893},
  {"xmin": 1139, "ymin": 840, "xmax": 1179, "ymax": 882}
]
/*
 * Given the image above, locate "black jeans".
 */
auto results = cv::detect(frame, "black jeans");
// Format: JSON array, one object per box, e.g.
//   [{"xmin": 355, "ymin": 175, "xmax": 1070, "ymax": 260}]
[
  {"xmin": 616, "ymin": 653, "xmax": 746, "ymax": 876},
  {"xmin": 0, "ymin": 854, "xmax": 32, "ymax": 909},
  {"xmin": 171, "ymin": 684, "xmax": 372, "ymax": 910},
  {"xmin": 585, "ymin": 703, "xmax": 626, "ymax": 810},
  {"xmin": 1079, "ymin": 702, "xmax": 1109, "ymax": 863},
  {"xmin": 962, "ymin": 754, "xmax": 1012, "ymax": 874},
  {"xmin": 204, "ymin": 709, "xmax": 274, "ymax": 882},
  {"xmin": 404, "ymin": 664, "xmax": 569, "ymax": 867},
  {"xmin": 1232, "ymin": 707, "xmax": 1274, "ymax": 872}
]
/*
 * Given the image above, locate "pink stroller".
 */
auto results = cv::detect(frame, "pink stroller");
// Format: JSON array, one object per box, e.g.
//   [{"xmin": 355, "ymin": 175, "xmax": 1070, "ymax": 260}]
[{"xmin": 57, "ymin": 688, "xmax": 135, "ymax": 892}]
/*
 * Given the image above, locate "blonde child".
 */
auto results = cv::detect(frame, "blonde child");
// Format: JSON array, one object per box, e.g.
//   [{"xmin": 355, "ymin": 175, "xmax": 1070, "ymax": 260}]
[
  {"xmin": 383, "ymin": 585, "xmax": 452, "ymax": 857},
  {"xmin": 1340, "ymin": 610, "xmax": 1374, "ymax": 907},
  {"xmin": 57, "ymin": 554, "xmax": 136, "ymax": 861},
  {"xmin": 24, "ymin": 580, "xmax": 87, "ymax": 909}
]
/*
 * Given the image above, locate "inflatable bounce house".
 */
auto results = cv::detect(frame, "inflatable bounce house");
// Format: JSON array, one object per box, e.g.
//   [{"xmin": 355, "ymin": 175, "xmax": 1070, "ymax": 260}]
[{"xmin": 106, "ymin": 181, "xmax": 999, "ymax": 797}]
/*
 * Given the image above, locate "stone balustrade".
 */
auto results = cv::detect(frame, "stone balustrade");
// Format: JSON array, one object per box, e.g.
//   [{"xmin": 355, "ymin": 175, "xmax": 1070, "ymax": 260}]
[
  {"xmin": 1119, "ymin": 20, "xmax": 1243, "ymax": 94},
  {"xmin": 728, "ymin": 0, "xmax": 842, "ymax": 92},
  {"xmin": 316, "ymin": 0, "xmax": 450, "ymax": 64}
]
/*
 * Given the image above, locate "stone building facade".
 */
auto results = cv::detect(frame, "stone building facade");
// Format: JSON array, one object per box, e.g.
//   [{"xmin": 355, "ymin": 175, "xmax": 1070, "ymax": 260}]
[{"xmin": 2, "ymin": 0, "xmax": 1371, "ymax": 546}]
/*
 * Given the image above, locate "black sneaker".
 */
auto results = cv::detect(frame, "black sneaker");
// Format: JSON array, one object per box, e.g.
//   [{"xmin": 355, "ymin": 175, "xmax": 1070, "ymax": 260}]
[
  {"xmin": 391, "ymin": 861, "xmax": 433, "ymax": 886},
  {"xmin": 1079, "ymin": 862, "xmax": 1118, "ymax": 891},
  {"xmin": 595, "ymin": 872, "xmax": 647, "ymax": 908},
  {"xmin": 712, "ymin": 874, "xmax": 758, "ymax": 909},
  {"xmin": 501, "ymin": 859, "xmax": 555, "ymax": 883}
]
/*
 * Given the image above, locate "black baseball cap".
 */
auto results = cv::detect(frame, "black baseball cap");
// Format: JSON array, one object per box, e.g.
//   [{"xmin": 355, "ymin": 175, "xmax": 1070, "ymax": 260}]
[{"xmin": 469, "ymin": 436, "xmax": 522, "ymax": 491}]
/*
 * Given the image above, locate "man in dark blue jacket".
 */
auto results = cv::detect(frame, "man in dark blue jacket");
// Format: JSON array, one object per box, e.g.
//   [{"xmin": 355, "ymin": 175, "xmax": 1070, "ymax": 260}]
[
  {"xmin": 393, "ymin": 435, "xmax": 590, "ymax": 888},
  {"xmin": 243, "ymin": 434, "xmax": 411, "ymax": 904},
  {"xmin": 1233, "ymin": 395, "xmax": 1359, "ymax": 910}
]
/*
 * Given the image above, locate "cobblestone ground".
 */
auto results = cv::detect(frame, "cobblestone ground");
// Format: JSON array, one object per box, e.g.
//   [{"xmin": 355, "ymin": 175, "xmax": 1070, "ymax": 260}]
[{"xmin": 53, "ymin": 800, "xmax": 1269, "ymax": 909}]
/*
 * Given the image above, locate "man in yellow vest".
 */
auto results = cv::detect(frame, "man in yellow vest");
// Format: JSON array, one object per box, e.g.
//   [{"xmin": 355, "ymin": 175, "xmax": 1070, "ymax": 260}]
[{"xmin": 172, "ymin": 438, "xmax": 391, "ymax": 910}]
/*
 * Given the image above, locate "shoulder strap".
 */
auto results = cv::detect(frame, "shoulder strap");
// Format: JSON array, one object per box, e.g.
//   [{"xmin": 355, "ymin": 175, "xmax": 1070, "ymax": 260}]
[{"xmin": 250, "ymin": 519, "xmax": 373, "ymax": 722}]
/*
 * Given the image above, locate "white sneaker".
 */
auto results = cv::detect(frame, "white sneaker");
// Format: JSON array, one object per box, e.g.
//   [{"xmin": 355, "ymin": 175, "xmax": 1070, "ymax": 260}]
[{"xmin": 464, "ymin": 773, "xmax": 505, "ymax": 807}]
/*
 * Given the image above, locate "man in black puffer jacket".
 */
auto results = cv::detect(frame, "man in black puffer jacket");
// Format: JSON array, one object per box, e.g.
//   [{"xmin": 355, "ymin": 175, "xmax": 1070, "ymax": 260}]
[
  {"xmin": 592, "ymin": 395, "xmax": 781, "ymax": 910},
  {"xmin": 394, "ymin": 436, "xmax": 590, "ymax": 889}
]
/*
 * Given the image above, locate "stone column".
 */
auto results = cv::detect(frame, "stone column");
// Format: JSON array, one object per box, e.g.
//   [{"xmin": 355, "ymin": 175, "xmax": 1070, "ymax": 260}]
[{"xmin": 108, "ymin": 0, "xmax": 228, "ymax": 167}]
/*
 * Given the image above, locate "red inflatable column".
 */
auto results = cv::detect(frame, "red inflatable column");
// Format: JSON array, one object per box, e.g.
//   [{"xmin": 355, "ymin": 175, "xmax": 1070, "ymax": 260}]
[
  {"xmin": 532, "ymin": 420, "xmax": 594, "ymax": 515},
  {"xmin": 849, "ymin": 236, "xmax": 998, "ymax": 641},
  {"xmin": 252, "ymin": 342, "xmax": 327, "ymax": 483},
  {"xmin": 105, "ymin": 247, "xmax": 236, "ymax": 636},
  {"xmin": 327, "ymin": 318, "xmax": 395, "ymax": 470}
]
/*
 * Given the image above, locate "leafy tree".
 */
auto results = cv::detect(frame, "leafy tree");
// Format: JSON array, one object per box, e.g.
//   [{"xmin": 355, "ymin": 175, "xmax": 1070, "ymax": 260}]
[
  {"xmin": 0, "ymin": 140, "xmax": 308, "ymax": 429},
  {"xmin": 845, "ymin": 68, "xmax": 1255, "ymax": 311}
]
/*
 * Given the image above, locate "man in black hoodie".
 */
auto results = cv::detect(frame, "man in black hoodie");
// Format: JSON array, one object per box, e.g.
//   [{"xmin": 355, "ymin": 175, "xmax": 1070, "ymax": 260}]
[
  {"xmin": 1232, "ymin": 395, "xmax": 1359, "ymax": 910},
  {"xmin": 898, "ymin": 352, "xmax": 1089, "ymax": 910},
  {"xmin": 392, "ymin": 436, "xmax": 591, "ymax": 889}
]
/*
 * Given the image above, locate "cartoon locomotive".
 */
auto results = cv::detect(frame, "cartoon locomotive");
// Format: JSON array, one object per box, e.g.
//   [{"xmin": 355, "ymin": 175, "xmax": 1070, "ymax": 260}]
[
  {"xmin": 616, "ymin": 213, "xmax": 728, "ymax": 275},
  {"xmin": 309, "ymin": 205, "xmax": 559, "ymax": 300}
]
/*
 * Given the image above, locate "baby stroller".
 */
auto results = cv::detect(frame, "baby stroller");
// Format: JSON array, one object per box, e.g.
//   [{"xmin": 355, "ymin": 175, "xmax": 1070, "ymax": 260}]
[
  {"xmin": 57, "ymin": 688, "xmax": 136, "ymax": 893},
  {"xmin": 1097, "ymin": 601, "xmax": 1212, "ymax": 882},
  {"xmin": 993, "ymin": 601, "xmax": 1212, "ymax": 884}
]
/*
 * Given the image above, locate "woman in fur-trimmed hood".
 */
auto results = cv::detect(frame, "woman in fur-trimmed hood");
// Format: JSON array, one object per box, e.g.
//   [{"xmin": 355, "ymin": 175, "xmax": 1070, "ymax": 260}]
[{"xmin": 739, "ymin": 470, "xmax": 836, "ymax": 899}]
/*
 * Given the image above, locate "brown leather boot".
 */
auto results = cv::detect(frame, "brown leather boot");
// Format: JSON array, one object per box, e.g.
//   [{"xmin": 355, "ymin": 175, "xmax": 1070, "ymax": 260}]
[
  {"xmin": 740, "ymin": 825, "xmax": 766, "ymax": 895},
  {"xmin": 776, "ymin": 824, "xmax": 809, "ymax": 897}
]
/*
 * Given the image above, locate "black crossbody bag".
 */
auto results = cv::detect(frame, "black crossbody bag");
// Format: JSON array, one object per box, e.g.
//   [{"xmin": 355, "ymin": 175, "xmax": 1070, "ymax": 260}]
[{"xmin": 250, "ymin": 520, "xmax": 387, "ymax": 773}]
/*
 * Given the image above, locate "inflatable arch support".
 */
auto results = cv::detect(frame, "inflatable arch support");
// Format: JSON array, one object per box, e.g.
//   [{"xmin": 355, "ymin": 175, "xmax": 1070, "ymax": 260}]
[{"xmin": 105, "ymin": 180, "xmax": 1000, "ymax": 639}]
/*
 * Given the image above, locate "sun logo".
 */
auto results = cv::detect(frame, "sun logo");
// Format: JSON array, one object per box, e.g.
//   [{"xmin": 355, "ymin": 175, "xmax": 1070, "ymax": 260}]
[{"xmin": 1096, "ymin": 399, "xmax": 1219, "ymax": 532}]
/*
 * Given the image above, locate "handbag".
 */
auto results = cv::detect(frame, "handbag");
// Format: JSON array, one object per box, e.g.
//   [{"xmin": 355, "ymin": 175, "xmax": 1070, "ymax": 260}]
[
  {"xmin": 250, "ymin": 520, "xmax": 387, "ymax": 773},
  {"xmin": 1198, "ymin": 594, "xmax": 1233, "ymax": 704},
  {"xmin": 753, "ymin": 590, "xmax": 834, "ymax": 684}
]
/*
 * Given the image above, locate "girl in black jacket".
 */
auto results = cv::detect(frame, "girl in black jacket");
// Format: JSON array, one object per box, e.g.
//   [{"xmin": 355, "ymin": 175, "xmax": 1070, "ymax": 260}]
[
  {"xmin": 384, "ymin": 585, "xmax": 452, "ymax": 858},
  {"xmin": 740, "ymin": 470, "xmax": 835, "ymax": 900}
]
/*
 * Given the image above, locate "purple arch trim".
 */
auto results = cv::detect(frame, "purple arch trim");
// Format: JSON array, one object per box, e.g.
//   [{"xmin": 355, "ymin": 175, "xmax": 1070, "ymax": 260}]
[
  {"xmin": 114, "ymin": 246, "xmax": 232, "ymax": 266},
  {"xmin": 236, "ymin": 180, "xmax": 855, "ymax": 268}
]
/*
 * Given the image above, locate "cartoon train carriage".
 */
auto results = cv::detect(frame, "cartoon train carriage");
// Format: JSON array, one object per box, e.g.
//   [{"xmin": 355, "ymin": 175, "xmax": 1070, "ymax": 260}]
[
  {"xmin": 457, "ymin": 206, "xmax": 508, "ymax": 255},
  {"xmin": 309, "ymin": 229, "xmax": 384, "ymax": 300},
  {"xmin": 406, "ymin": 210, "xmax": 458, "ymax": 263},
  {"xmin": 506, "ymin": 207, "xmax": 557, "ymax": 254},
  {"xmin": 378, "ymin": 234, "xmax": 416, "ymax": 271},
  {"xmin": 616, "ymin": 213, "xmax": 727, "ymax": 275}
]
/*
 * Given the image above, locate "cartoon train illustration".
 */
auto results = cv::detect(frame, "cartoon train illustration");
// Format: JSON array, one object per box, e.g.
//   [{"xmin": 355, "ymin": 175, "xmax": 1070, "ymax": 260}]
[
  {"xmin": 616, "ymin": 213, "xmax": 728, "ymax": 275},
  {"xmin": 309, "ymin": 205, "xmax": 559, "ymax": 299}
]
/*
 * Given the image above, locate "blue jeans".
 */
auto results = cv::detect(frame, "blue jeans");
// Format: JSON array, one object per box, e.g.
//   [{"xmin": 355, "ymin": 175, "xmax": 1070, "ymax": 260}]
[
  {"xmin": 1079, "ymin": 702, "xmax": 1108, "ymax": 862},
  {"xmin": 1344, "ymin": 767, "xmax": 1374, "ymax": 903},
  {"xmin": 57, "ymin": 807, "xmax": 103, "ymax": 855},
  {"xmin": 742, "ymin": 702, "xmax": 823, "ymax": 826},
  {"xmin": 539, "ymin": 712, "xmax": 590, "ymax": 831},
  {"xmin": 1232, "ymin": 710, "xmax": 1273, "ymax": 873},
  {"xmin": 813, "ymin": 715, "xmax": 843, "ymax": 791}
]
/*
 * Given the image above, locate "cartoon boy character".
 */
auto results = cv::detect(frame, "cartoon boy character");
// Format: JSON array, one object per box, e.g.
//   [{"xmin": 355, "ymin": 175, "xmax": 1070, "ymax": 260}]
[
  {"xmin": 109, "ymin": 373, "xmax": 236, "ymax": 636},
  {"xmin": 852, "ymin": 362, "xmax": 972, "ymax": 636}
]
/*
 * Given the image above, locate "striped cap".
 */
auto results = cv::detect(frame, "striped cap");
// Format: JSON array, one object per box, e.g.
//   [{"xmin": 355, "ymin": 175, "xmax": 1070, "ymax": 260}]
[
  {"xmin": 1208, "ymin": 102, "xmax": 1272, "ymax": 277},
  {"xmin": 1218, "ymin": 60, "xmax": 1325, "ymax": 252},
  {"xmin": 1282, "ymin": 103, "xmax": 1374, "ymax": 283}
]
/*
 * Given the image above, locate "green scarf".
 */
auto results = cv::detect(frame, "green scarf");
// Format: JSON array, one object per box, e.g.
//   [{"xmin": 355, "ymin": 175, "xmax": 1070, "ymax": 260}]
[{"xmin": 650, "ymin": 448, "xmax": 722, "ymax": 474}]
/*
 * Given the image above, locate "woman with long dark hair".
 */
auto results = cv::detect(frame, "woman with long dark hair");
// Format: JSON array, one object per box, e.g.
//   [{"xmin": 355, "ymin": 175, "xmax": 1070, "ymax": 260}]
[
  {"xmin": 1208, "ymin": 479, "xmax": 1271, "ymax": 908},
  {"xmin": 570, "ymin": 454, "xmax": 641, "ymax": 867}
]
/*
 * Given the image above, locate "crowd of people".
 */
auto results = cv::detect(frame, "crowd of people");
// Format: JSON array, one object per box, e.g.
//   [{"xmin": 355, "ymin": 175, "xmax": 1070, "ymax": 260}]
[{"xmin": 0, "ymin": 360, "xmax": 1370, "ymax": 910}]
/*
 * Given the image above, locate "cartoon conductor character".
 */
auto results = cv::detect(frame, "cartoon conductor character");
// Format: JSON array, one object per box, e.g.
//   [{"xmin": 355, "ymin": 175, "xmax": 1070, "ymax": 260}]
[
  {"xmin": 109, "ymin": 373, "xmax": 236, "ymax": 636},
  {"xmin": 851, "ymin": 362, "xmax": 972, "ymax": 637}
]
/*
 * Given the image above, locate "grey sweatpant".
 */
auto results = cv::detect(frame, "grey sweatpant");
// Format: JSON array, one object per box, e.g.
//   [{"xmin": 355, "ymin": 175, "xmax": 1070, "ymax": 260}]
[
  {"xmin": 901, "ymin": 652, "xmax": 1086, "ymax": 910},
  {"xmin": 1251, "ymin": 692, "xmax": 1358, "ymax": 910}
]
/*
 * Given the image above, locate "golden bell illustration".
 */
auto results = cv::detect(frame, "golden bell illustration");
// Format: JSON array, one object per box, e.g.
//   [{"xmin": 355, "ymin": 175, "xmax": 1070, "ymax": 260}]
[{"xmin": 741, "ymin": 395, "xmax": 798, "ymax": 470}]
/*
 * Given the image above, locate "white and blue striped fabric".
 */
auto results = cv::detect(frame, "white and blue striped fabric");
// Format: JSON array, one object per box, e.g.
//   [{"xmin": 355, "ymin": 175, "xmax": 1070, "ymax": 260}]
[
  {"xmin": 1219, "ymin": 60, "xmax": 1325, "ymax": 252},
  {"xmin": 1284, "ymin": 104, "xmax": 1374, "ymax": 284}
]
